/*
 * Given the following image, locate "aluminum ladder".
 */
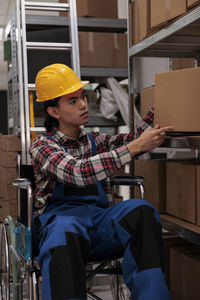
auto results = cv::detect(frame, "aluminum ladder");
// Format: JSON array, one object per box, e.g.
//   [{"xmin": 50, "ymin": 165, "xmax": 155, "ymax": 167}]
[{"xmin": 16, "ymin": 0, "xmax": 80, "ymax": 164}]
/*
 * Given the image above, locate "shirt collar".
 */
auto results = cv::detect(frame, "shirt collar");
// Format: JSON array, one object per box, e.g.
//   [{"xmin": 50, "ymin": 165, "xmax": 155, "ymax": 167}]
[{"xmin": 50, "ymin": 127, "xmax": 88, "ymax": 145}]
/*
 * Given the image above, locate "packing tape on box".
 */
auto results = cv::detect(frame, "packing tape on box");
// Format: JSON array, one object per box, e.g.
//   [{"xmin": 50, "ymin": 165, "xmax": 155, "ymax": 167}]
[
  {"xmin": 165, "ymin": 0, "xmax": 171, "ymax": 21},
  {"xmin": 88, "ymin": 32, "xmax": 94, "ymax": 52},
  {"xmin": 113, "ymin": 33, "xmax": 119, "ymax": 50}
]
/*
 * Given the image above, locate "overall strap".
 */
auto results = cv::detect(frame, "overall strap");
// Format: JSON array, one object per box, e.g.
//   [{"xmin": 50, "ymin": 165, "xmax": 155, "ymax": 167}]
[
  {"xmin": 87, "ymin": 133, "xmax": 96, "ymax": 155},
  {"xmin": 87, "ymin": 133, "xmax": 107, "ymax": 188}
]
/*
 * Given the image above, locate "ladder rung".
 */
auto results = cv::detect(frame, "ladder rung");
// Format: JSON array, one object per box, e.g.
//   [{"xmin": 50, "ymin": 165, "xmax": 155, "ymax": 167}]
[
  {"xmin": 30, "ymin": 127, "xmax": 46, "ymax": 133},
  {"xmin": 28, "ymin": 84, "xmax": 35, "ymax": 90},
  {"xmin": 26, "ymin": 42, "xmax": 72, "ymax": 50},
  {"xmin": 25, "ymin": 1, "xmax": 70, "ymax": 12}
]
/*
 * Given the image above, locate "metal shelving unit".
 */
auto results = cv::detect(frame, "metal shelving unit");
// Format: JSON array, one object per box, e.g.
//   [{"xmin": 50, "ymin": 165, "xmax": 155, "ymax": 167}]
[
  {"xmin": 25, "ymin": 15, "xmax": 128, "ymax": 79},
  {"xmin": 161, "ymin": 214, "xmax": 200, "ymax": 247},
  {"xmin": 26, "ymin": 15, "xmax": 127, "ymax": 33},
  {"xmin": 129, "ymin": 5, "xmax": 200, "ymax": 58},
  {"xmin": 128, "ymin": 1, "xmax": 200, "ymax": 241}
]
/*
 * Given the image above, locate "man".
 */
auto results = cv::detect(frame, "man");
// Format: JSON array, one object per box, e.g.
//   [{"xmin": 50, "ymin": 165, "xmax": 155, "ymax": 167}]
[{"xmin": 29, "ymin": 63, "xmax": 173, "ymax": 300}]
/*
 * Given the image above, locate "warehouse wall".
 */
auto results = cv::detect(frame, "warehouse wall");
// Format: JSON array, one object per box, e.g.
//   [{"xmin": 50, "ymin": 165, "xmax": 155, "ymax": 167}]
[{"xmin": 134, "ymin": 57, "xmax": 170, "ymax": 92}]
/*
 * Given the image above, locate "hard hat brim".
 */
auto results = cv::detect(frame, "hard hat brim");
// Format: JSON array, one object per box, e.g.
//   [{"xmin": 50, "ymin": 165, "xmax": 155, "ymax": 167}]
[{"xmin": 36, "ymin": 80, "xmax": 89, "ymax": 102}]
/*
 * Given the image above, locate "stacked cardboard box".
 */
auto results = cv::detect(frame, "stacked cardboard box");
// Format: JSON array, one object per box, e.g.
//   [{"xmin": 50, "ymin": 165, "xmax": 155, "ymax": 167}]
[
  {"xmin": 154, "ymin": 67, "xmax": 200, "ymax": 132},
  {"xmin": 78, "ymin": 32, "xmax": 127, "ymax": 68},
  {"xmin": 169, "ymin": 245, "xmax": 200, "ymax": 299},
  {"xmin": 76, "ymin": 0, "xmax": 118, "ymax": 19},
  {"xmin": 166, "ymin": 162, "xmax": 196, "ymax": 224},
  {"xmin": 131, "ymin": 0, "xmax": 187, "ymax": 44},
  {"xmin": 150, "ymin": 0, "xmax": 186, "ymax": 29},
  {"xmin": 59, "ymin": 0, "xmax": 127, "ymax": 68},
  {"xmin": 131, "ymin": 0, "xmax": 200, "ymax": 45},
  {"xmin": 166, "ymin": 162, "xmax": 200, "ymax": 225},
  {"xmin": 59, "ymin": 0, "xmax": 118, "ymax": 19},
  {"xmin": 134, "ymin": 160, "xmax": 166, "ymax": 212},
  {"xmin": 0, "ymin": 134, "xmax": 21, "ymax": 221},
  {"xmin": 187, "ymin": 0, "xmax": 200, "ymax": 8},
  {"xmin": 171, "ymin": 58, "xmax": 195, "ymax": 70},
  {"xmin": 140, "ymin": 86, "xmax": 155, "ymax": 119},
  {"xmin": 132, "ymin": 0, "xmax": 152, "ymax": 44},
  {"xmin": 163, "ymin": 235, "xmax": 193, "ymax": 286}
]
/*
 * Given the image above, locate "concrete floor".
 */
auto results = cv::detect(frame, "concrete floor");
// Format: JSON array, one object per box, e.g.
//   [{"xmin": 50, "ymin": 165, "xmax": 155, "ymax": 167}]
[{"xmin": 10, "ymin": 274, "xmax": 131, "ymax": 300}]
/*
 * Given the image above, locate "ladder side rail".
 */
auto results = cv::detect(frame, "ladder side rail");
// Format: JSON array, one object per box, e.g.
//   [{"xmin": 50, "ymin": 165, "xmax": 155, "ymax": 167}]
[
  {"xmin": 21, "ymin": 0, "xmax": 31, "ymax": 164},
  {"xmin": 16, "ymin": 0, "xmax": 27, "ymax": 164},
  {"xmin": 69, "ymin": 0, "xmax": 81, "ymax": 78},
  {"xmin": 10, "ymin": 14, "xmax": 19, "ymax": 135}
]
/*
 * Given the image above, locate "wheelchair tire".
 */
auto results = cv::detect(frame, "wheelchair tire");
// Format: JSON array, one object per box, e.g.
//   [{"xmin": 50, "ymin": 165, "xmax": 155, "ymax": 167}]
[
  {"xmin": 6, "ymin": 216, "xmax": 24, "ymax": 300},
  {"xmin": 0, "ymin": 223, "xmax": 10, "ymax": 300},
  {"xmin": 108, "ymin": 260, "xmax": 131, "ymax": 300}
]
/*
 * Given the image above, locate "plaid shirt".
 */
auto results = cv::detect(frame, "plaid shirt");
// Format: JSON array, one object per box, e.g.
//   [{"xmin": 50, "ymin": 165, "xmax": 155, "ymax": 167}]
[{"xmin": 29, "ymin": 107, "xmax": 154, "ymax": 217}]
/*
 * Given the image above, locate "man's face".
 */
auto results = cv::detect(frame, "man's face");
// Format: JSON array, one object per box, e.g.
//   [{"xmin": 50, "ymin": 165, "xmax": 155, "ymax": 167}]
[{"xmin": 55, "ymin": 88, "xmax": 89, "ymax": 128}]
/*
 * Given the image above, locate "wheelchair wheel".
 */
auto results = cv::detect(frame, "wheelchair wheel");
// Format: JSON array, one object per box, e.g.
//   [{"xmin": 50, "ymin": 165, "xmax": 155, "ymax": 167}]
[
  {"xmin": 0, "ymin": 223, "xmax": 10, "ymax": 300},
  {"xmin": 109, "ymin": 260, "xmax": 131, "ymax": 300},
  {"xmin": 0, "ymin": 217, "xmax": 25, "ymax": 300}
]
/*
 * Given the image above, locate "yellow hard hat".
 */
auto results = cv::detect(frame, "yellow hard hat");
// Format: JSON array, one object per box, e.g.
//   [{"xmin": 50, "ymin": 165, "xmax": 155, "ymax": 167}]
[{"xmin": 35, "ymin": 63, "xmax": 89, "ymax": 102}]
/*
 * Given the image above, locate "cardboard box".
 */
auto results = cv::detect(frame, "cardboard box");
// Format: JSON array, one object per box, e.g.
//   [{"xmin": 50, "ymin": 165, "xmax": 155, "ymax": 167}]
[
  {"xmin": 0, "ymin": 200, "xmax": 18, "ymax": 221},
  {"xmin": 128, "ymin": 0, "xmax": 134, "ymax": 46},
  {"xmin": 0, "ymin": 184, "xmax": 17, "ymax": 200},
  {"xmin": 59, "ymin": 0, "xmax": 118, "ymax": 19},
  {"xmin": 77, "ymin": 0, "xmax": 118, "ymax": 19},
  {"xmin": 79, "ymin": 32, "xmax": 127, "ymax": 68},
  {"xmin": 140, "ymin": 86, "xmax": 155, "ymax": 119},
  {"xmin": 187, "ymin": 0, "xmax": 200, "ymax": 8},
  {"xmin": 134, "ymin": 160, "xmax": 166, "ymax": 212},
  {"xmin": 169, "ymin": 246, "xmax": 200, "ymax": 300},
  {"xmin": 0, "ymin": 135, "xmax": 21, "ymax": 151},
  {"xmin": 166, "ymin": 162, "xmax": 196, "ymax": 223},
  {"xmin": 2, "ymin": 152, "xmax": 18, "ymax": 168},
  {"xmin": 154, "ymin": 67, "xmax": 200, "ymax": 132},
  {"xmin": 171, "ymin": 58, "xmax": 195, "ymax": 70},
  {"xmin": 0, "ymin": 167, "xmax": 17, "ymax": 184},
  {"xmin": 163, "ymin": 236, "xmax": 191, "ymax": 286},
  {"xmin": 151, "ymin": 0, "xmax": 186, "ymax": 29},
  {"xmin": 135, "ymin": 0, "xmax": 150, "ymax": 42},
  {"xmin": 131, "ymin": 0, "xmax": 156, "ymax": 44}
]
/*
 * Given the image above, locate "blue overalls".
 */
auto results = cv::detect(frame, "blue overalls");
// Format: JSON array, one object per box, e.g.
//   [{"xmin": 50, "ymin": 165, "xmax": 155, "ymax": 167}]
[{"xmin": 33, "ymin": 134, "xmax": 171, "ymax": 300}]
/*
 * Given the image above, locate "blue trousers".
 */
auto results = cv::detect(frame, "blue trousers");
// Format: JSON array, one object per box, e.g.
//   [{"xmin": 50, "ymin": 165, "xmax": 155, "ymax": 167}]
[{"xmin": 33, "ymin": 198, "xmax": 171, "ymax": 300}]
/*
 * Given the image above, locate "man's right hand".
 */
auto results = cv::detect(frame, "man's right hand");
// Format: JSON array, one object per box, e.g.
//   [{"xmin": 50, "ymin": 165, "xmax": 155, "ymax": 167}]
[{"xmin": 127, "ymin": 124, "xmax": 174, "ymax": 157}]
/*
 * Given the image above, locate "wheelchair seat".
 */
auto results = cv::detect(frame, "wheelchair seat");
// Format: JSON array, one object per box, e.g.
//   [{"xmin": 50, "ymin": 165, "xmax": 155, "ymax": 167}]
[{"xmin": 0, "ymin": 163, "xmax": 144, "ymax": 300}]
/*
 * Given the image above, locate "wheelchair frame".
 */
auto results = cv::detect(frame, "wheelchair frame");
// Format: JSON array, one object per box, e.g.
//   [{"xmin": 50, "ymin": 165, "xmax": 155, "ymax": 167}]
[{"xmin": 0, "ymin": 164, "xmax": 144, "ymax": 300}]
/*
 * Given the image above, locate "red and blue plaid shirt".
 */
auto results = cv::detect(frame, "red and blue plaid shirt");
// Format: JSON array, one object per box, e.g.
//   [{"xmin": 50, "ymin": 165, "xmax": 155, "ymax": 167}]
[{"xmin": 29, "ymin": 107, "xmax": 154, "ymax": 216}]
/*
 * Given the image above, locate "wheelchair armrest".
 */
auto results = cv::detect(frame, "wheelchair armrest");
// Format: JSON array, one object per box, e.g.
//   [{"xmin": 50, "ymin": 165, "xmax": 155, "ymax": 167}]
[
  {"xmin": 13, "ymin": 178, "xmax": 33, "ymax": 228},
  {"xmin": 13, "ymin": 178, "xmax": 32, "ymax": 190},
  {"xmin": 110, "ymin": 175, "xmax": 144, "ymax": 186}
]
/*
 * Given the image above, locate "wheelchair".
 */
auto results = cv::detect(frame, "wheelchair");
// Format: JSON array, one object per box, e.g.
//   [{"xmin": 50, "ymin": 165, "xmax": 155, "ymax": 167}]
[{"xmin": 0, "ymin": 157, "xmax": 144, "ymax": 300}]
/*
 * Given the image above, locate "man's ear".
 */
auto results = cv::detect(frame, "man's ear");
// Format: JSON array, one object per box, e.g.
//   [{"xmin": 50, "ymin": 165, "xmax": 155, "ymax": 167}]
[{"xmin": 47, "ymin": 106, "xmax": 60, "ymax": 119}]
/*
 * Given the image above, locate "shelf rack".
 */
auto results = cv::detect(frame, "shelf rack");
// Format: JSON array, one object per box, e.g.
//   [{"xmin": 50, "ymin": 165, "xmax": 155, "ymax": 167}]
[
  {"xmin": 25, "ymin": 15, "xmax": 128, "ymax": 78},
  {"xmin": 26, "ymin": 15, "xmax": 127, "ymax": 33},
  {"xmin": 161, "ymin": 214, "xmax": 200, "ymax": 247},
  {"xmin": 128, "ymin": 1, "xmax": 200, "ymax": 241},
  {"xmin": 129, "ymin": 5, "xmax": 200, "ymax": 58}
]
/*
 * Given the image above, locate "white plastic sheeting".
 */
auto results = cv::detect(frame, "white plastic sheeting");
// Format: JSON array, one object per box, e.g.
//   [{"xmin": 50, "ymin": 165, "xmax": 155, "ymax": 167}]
[
  {"xmin": 106, "ymin": 77, "xmax": 142, "ymax": 130},
  {"xmin": 99, "ymin": 87, "xmax": 118, "ymax": 121}
]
